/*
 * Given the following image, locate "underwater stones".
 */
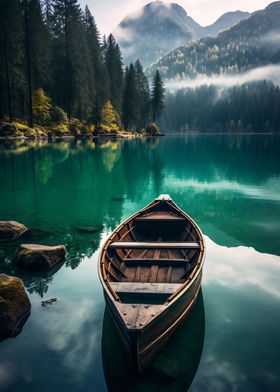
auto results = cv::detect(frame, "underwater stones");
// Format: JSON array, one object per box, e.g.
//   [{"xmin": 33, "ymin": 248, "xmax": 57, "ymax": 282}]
[
  {"xmin": 76, "ymin": 225, "xmax": 104, "ymax": 233},
  {"xmin": 41, "ymin": 298, "xmax": 58, "ymax": 307},
  {"xmin": 0, "ymin": 221, "xmax": 28, "ymax": 242},
  {"xmin": 0, "ymin": 274, "xmax": 31, "ymax": 342},
  {"xmin": 14, "ymin": 244, "xmax": 67, "ymax": 271}
]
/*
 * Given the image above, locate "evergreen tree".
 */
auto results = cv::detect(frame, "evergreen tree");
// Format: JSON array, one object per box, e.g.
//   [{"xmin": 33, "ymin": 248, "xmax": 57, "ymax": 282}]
[
  {"xmin": 83, "ymin": 6, "xmax": 108, "ymax": 125},
  {"xmin": 151, "ymin": 70, "xmax": 165, "ymax": 123},
  {"xmin": 100, "ymin": 100, "xmax": 119, "ymax": 132},
  {"xmin": 24, "ymin": 0, "xmax": 34, "ymax": 127},
  {"xmin": 122, "ymin": 64, "xmax": 137, "ymax": 130},
  {"xmin": 105, "ymin": 34, "xmax": 123, "ymax": 113},
  {"xmin": 50, "ymin": 105, "xmax": 67, "ymax": 124},
  {"xmin": 0, "ymin": 0, "xmax": 25, "ymax": 120},
  {"xmin": 32, "ymin": 88, "xmax": 51, "ymax": 125},
  {"xmin": 134, "ymin": 60, "xmax": 150, "ymax": 128},
  {"xmin": 0, "ymin": 0, "xmax": 154, "ymax": 133},
  {"xmin": 51, "ymin": 0, "xmax": 86, "ymax": 121},
  {"xmin": 28, "ymin": 0, "xmax": 51, "ymax": 91},
  {"xmin": 0, "ymin": 1, "xmax": 12, "ymax": 120}
]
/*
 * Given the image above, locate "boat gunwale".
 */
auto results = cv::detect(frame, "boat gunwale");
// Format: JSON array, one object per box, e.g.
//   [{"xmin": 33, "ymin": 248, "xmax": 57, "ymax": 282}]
[{"xmin": 98, "ymin": 196, "xmax": 206, "ymax": 330}]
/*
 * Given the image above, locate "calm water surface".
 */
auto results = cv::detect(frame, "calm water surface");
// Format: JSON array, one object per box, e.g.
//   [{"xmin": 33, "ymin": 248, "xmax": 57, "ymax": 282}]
[{"xmin": 0, "ymin": 135, "xmax": 280, "ymax": 392}]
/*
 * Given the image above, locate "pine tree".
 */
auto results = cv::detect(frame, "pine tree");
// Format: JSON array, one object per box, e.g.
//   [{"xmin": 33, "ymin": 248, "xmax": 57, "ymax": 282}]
[
  {"xmin": 105, "ymin": 34, "xmax": 123, "ymax": 113},
  {"xmin": 151, "ymin": 70, "xmax": 165, "ymax": 123},
  {"xmin": 32, "ymin": 88, "xmax": 51, "ymax": 125},
  {"xmin": 28, "ymin": 0, "xmax": 51, "ymax": 91},
  {"xmin": 51, "ymin": 0, "xmax": 94, "ymax": 121},
  {"xmin": 122, "ymin": 64, "xmax": 137, "ymax": 130},
  {"xmin": 0, "ymin": 0, "xmax": 25, "ymax": 120},
  {"xmin": 83, "ymin": 6, "xmax": 108, "ymax": 125},
  {"xmin": 100, "ymin": 100, "xmax": 119, "ymax": 132},
  {"xmin": 134, "ymin": 60, "xmax": 150, "ymax": 128},
  {"xmin": 51, "ymin": 0, "xmax": 78, "ymax": 121},
  {"xmin": 0, "ymin": 1, "xmax": 12, "ymax": 120},
  {"xmin": 24, "ymin": 0, "xmax": 34, "ymax": 127}
]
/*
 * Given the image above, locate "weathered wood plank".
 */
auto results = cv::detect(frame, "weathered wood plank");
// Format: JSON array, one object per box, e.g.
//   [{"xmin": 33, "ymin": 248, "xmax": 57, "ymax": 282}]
[
  {"xmin": 109, "ymin": 242, "xmax": 200, "ymax": 250},
  {"xmin": 135, "ymin": 216, "xmax": 186, "ymax": 222},
  {"xmin": 110, "ymin": 282, "xmax": 181, "ymax": 295},
  {"xmin": 124, "ymin": 258, "xmax": 187, "ymax": 267}
]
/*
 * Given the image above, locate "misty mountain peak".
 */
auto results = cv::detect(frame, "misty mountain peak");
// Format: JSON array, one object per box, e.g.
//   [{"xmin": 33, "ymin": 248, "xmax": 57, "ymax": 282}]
[
  {"xmin": 114, "ymin": 1, "xmax": 193, "ymax": 66},
  {"xmin": 114, "ymin": 1, "xmax": 252, "ymax": 67}
]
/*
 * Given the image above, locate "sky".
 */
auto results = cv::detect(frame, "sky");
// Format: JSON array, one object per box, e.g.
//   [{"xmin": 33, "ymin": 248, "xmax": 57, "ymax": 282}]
[{"xmin": 79, "ymin": 0, "xmax": 274, "ymax": 35}]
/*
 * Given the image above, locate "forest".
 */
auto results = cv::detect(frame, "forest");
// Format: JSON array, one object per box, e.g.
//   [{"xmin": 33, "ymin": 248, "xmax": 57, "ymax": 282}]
[
  {"xmin": 160, "ymin": 81, "xmax": 280, "ymax": 132},
  {"xmin": 151, "ymin": 1, "xmax": 280, "ymax": 79},
  {"xmin": 0, "ymin": 0, "xmax": 164, "ymax": 137}
]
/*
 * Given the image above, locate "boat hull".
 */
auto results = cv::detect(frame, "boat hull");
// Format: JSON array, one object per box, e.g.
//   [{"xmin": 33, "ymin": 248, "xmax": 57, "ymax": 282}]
[{"xmin": 104, "ymin": 269, "xmax": 203, "ymax": 371}]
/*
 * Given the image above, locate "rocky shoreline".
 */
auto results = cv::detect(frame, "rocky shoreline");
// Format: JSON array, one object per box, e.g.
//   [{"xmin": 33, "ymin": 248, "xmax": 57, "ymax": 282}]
[{"xmin": 0, "ymin": 121, "xmax": 143, "ymax": 141}]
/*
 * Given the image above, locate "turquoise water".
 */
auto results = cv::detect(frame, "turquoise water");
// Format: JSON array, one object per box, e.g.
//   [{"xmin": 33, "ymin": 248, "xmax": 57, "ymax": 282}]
[{"xmin": 0, "ymin": 135, "xmax": 280, "ymax": 391}]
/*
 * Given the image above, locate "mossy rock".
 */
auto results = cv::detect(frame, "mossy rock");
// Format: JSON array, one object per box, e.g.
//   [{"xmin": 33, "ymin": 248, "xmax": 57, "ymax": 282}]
[
  {"xmin": 0, "ymin": 221, "xmax": 28, "ymax": 242},
  {"xmin": 14, "ymin": 244, "xmax": 67, "ymax": 271},
  {"xmin": 0, "ymin": 274, "xmax": 31, "ymax": 342}
]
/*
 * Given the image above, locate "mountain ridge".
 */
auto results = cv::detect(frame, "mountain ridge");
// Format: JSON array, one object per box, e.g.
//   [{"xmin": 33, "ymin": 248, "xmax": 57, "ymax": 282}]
[
  {"xmin": 113, "ymin": 1, "xmax": 251, "ymax": 66},
  {"xmin": 150, "ymin": 1, "xmax": 280, "ymax": 80}
]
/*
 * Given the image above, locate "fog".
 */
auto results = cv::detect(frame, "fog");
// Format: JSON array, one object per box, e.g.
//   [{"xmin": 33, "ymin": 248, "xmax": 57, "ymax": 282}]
[
  {"xmin": 262, "ymin": 31, "xmax": 280, "ymax": 44},
  {"xmin": 165, "ymin": 64, "xmax": 280, "ymax": 91}
]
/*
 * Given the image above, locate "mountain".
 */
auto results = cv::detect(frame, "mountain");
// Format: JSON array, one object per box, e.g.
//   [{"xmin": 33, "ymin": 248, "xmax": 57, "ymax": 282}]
[
  {"xmin": 150, "ymin": 1, "xmax": 280, "ymax": 80},
  {"xmin": 113, "ymin": 1, "xmax": 193, "ymax": 66},
  {"xmin": 201, "ymin": 11, "xmax": 250, "ymax": 38},
  {"xmin": 113, "ymin": 1, "xmax": 251, "ymax": 66}
]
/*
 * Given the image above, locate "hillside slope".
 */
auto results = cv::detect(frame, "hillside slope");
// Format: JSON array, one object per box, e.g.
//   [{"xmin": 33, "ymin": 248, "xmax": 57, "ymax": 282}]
[{"xmin": 150, "ymin": 1, "xmax": 280, "ymax": 79}]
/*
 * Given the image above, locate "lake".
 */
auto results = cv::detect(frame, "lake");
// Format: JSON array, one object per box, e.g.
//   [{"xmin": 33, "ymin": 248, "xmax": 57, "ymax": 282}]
[{"xmin": 0, "ymin": 134, "xmax": 280, "ymax": 392}]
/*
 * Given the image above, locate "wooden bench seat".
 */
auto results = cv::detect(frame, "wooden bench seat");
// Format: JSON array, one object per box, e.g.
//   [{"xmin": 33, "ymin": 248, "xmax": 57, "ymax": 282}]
[
  {"xmin": 110, "ymin": 282, "xmax": 181, "ymax": 296},
  {"xmin": 109, "ymin": 242, "xmax": 200, "ymax": 250},
  {"xmin": 135, "ymin": 215, "xmax": 186, "ymax": 222},
  {"xmin": 123, "ymin": 258, "xmax": 187, "ymax": 267}
]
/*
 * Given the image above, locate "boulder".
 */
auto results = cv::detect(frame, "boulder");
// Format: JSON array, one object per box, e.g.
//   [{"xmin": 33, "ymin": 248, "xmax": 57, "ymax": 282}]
[
  {"xmin": 14, "ymin": 244, "xmax": 67, "ymax": 271},
  {"xmin": 0, "ymin": 221, "xmax": 28, "ymax": 242},
  {"xmin": 0, "ymin": 274, "xmax": 31, "ymax": 342}
]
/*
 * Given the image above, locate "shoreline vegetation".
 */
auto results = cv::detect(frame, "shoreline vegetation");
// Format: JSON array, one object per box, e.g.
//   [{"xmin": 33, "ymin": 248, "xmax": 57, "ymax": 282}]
[
  {"xmin": 0, "ymin": 2, "xmax": 165, "ymax": 139},
  {"xmin": 0, "ymin": 118, "xmax": 165, "ymax": 141}
]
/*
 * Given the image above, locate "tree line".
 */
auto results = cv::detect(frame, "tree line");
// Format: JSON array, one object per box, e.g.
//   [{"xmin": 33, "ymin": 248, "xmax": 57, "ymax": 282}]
[
  {"xmin": 160, "ymin": 81, "xmax": 280, "ymax": 133},
  {"xmin": 0, "ymin": 0, "xmax": 165, "ymax": 133}
]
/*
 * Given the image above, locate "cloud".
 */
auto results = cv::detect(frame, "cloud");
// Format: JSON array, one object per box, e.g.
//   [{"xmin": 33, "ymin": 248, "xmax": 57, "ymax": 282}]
[
  {"xmin": 81, "ymin": 0, "xmax": 274, "ymax": 36},
  {"xmin": 203, "ymin": 236, "xmax": 280, "ymax": 299},
  {"xmin": 114, "ymin": 25, "xmax": 134, "ymax": 43},
  {"xmin": 150, "ymin": 1, "xmax": 172, "ymax": 10},
  {"xmin": 164, "ymin": 175, "xmax": 280, "ymax": 201},
  {"xmin": 124, "ymin": 7, "xmax": 145, "ymax": 21},
  {"xmin": 165, "ymin": 64, "xmax": 280, "ymax": 91},
  {"xmin": 262, "ymin": 31, "xmax": 280, "ymax": 45}
]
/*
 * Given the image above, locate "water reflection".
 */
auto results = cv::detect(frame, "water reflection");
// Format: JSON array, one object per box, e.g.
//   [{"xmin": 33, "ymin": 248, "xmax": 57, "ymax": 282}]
[
  {"xmin": 1, "ymin": 136, "xmax": 279, "ymax": 256},
  {"xmin": 102, "ymin": 291, "xmax": 205, "ymax": 392},
  {"xmin": 204, "ymin": 236, "xmax": 280, "ymax": 299},
  {"xmin": 0, "ymin": 135, "xmax": 280, "ymax": 391}
]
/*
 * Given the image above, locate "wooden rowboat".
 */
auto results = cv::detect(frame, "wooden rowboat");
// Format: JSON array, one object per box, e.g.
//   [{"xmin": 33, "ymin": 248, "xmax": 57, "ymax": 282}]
[{"xmin": 98, "ymin": 195, "xmax": 205, "ymax": 372}]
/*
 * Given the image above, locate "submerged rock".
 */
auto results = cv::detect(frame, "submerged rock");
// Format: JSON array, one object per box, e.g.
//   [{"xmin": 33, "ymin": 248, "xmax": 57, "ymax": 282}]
[
  {"xmin": 41, "ymin": 298, "xmax": 58, "ymax": 307},
  {"xmin": 0, "ymin": 221, "xmax": 28, "ymax": 242},
  {"xmin": 76, "ymin": 225, "xmax": 104, "ymax": 233},
  {"xmin": 0, "ymin": 274, "xmax": 31, "ymax": 342},
  {"xmin": 14, "ymin": 244, "xmax": 67, "ymax": 271},
  {"xmin": 111, "ymin": 197, "xmax": 125, "ymax": 202}
]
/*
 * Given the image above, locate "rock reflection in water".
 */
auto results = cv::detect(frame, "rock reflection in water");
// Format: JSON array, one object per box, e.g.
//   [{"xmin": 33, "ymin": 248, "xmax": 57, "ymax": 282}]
[{"xmin": 102, "ymin": 290, "xmax": 205, "ymax": 392}]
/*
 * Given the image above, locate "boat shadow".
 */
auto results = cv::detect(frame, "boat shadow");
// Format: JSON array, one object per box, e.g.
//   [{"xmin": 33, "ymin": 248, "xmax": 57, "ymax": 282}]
[{"xmin": 101, "ymin": 290, "xmax": 205, "ymax": 391}]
